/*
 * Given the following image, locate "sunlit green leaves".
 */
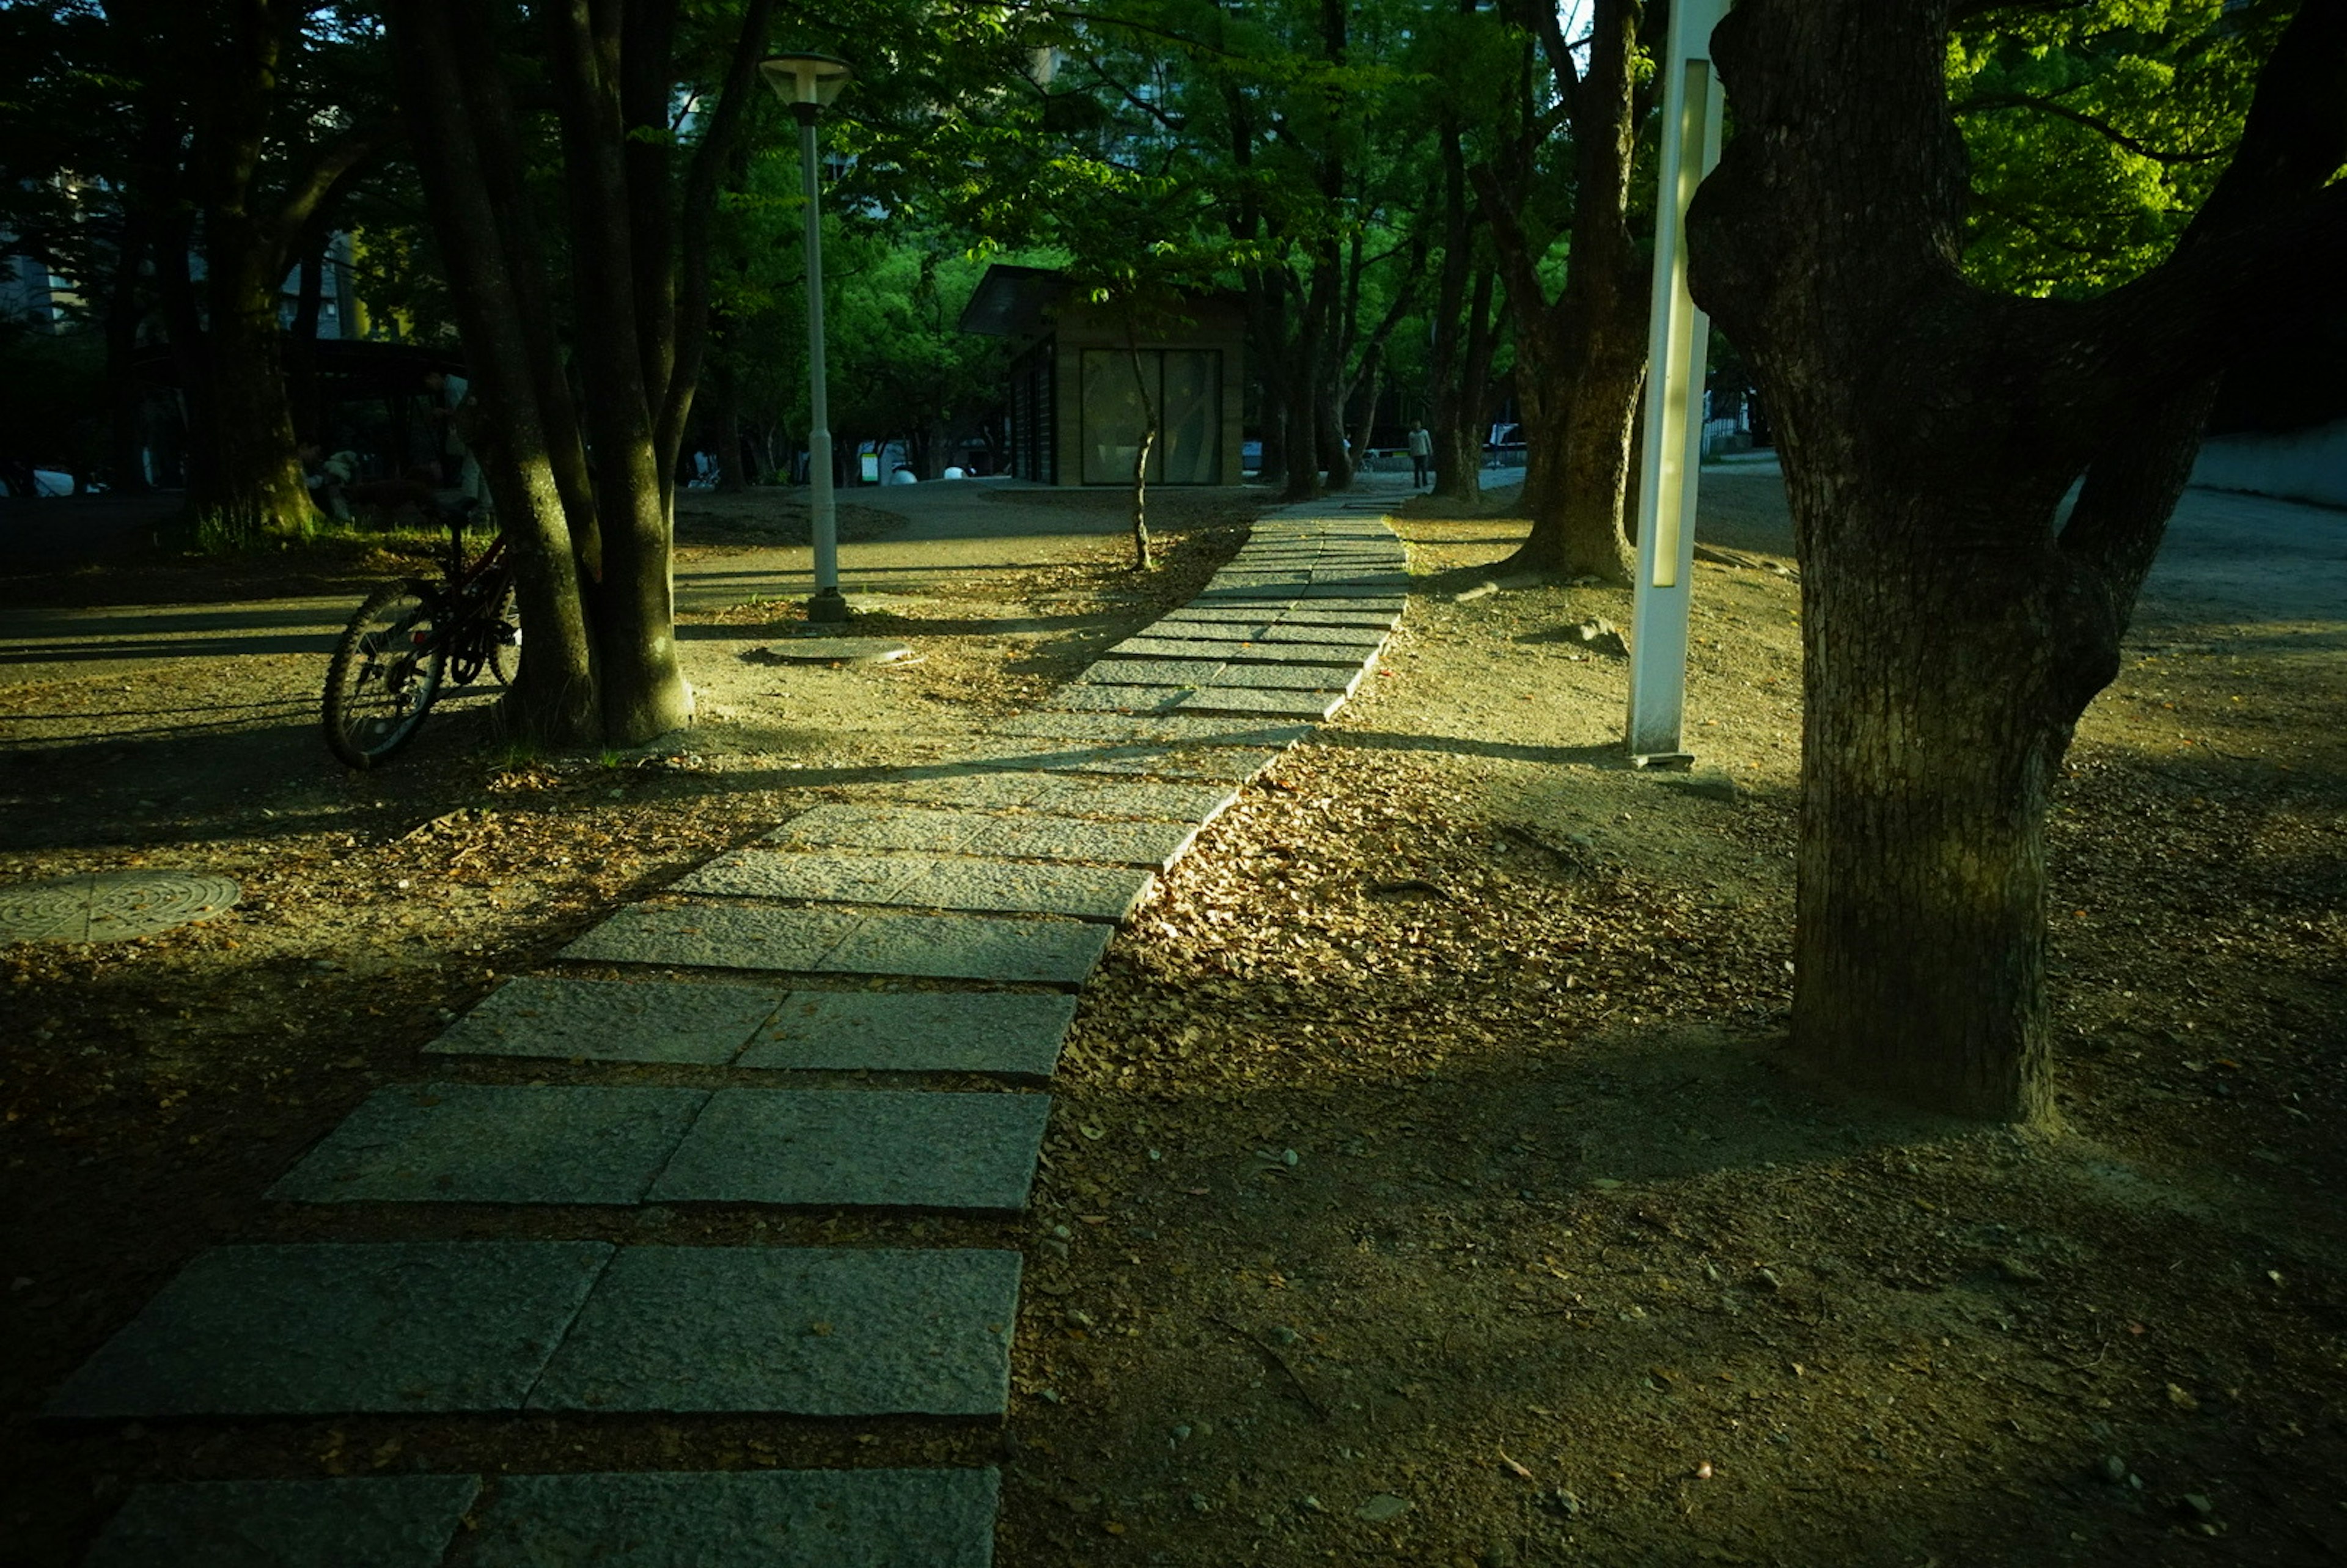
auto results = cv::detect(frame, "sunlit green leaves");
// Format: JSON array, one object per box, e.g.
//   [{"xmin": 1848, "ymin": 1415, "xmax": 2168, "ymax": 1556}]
[{"xmin": 1948, "ymin": 0, "xmax": 2277, "ymax": 297}]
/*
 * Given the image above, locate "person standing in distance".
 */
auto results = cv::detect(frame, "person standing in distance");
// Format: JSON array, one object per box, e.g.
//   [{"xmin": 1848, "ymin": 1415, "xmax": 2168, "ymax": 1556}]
[
  {"xmin": 1406, "ymin": 419, "xmax": 1434, "ymax": 489},
  {"xmin": 421, "ymin": 368, "xmax": 479, "ymax": 503}
]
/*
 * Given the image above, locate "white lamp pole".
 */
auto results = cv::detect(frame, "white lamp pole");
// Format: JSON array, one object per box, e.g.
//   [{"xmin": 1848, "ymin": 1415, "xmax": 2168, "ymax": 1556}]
[
  {"xmin": 1625, "ymin": 0, "xmax": 1727, "ymax": 763},
  {"xmin": 761, "ymin": 52, "xmax": 855, "ymax": 624}
]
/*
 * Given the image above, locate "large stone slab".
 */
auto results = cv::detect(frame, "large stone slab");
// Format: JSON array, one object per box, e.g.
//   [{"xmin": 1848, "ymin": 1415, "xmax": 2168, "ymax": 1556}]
[
  {"xmin": 771, "ymin": 804, "xmax": 988, "ymax": 854},
  {"xmin": 468, "ymin": 1469, "xmax": 999, "ymax": 1568},
  {"xmin": 1152, "ymin": 609, "xmax": 1282, "ymax": 628},
  {"xmin": 996, "ymin": 711, "xmax": 1313, "ymax": 747},
  {"xmin": 1047, "ymin": 683, "xmax": 1189, "ymax": 714},
  {"xmin": 900, "ymin": 857, "xmax": 1154, "ymax": 922},
  {"xmin": 1026, "ymin": 775, "xmax": 1239, "ymax": 823},
  {"xmin": 958, "ymin": 813, "xmax": 1197, "ymax": 870},
  {"xmin": 863, "ymin": 771, "xmax": 1051, "ymax": 811},
  {"xmin": 1177, "ymin": 687, "xmax": 1344, "ymax": 721},
  {"xmin": 1041, "ymin": 746, "xmax": 1280, "ymax": 782},
  {"xmin": 950, "ymin": 742, "xmax": 1271, "ymax": 783},
  {"xmin": 561, "ymin": 904, "xmax": 865, "ymax": 975},
  {"xmin": 87, "ymin": 1476, "xmax": 481, "ymax": 1568},
  {"xmin": 651, "ymin": 1090, "xmax": 1051, "ymax": 1210},
  {"xmin": 738, "ymin": 989, "xmax": 1074, "ymax": 1078},
  {"xmin": 46, "ymin": 1242, "xmax": 611, "ymax": 1418},
  {"xmin": 1294, "ymin": 590, "xmax": 1408, "ymax": 608},
  {"xmin": 1256, "ymin": 623, "xmax": 1387, "ymax": 648},
  {"xmin": 1274, "ymin": 607, "xmax": 1401, "ymax": 629},
  {"xmin": 268, "ymin": 1085, "xmax": 710, "ymax": 1206},
  {"xmin": 1103, "ymin": 635, "xmax": 1259, "ymax": 662},
  {"xmin": 1075, "ymin": 658, "xmax": 1214, "ymax": 687},
  {"xmin": 675, "ymin": 849, "xmax": 933, "ymax": 904},
  {"xmin": 817, "ymin": 910, "xmax": 1112, "ymax": 986},
  {"xmin": 1112, "ymin": 637, "xmax": 1370, "ymax": 667},
  {"xmin": 527, "ymin": 1247, "xmax": 1021, "ymax": 1416},
  {"xmin": 425, "ymin": 976, "xmax": 783, "ymax": 1065},
  {"xmin": 1206, "ymin": 661, "xmax": 1361, "ymax": 692}
]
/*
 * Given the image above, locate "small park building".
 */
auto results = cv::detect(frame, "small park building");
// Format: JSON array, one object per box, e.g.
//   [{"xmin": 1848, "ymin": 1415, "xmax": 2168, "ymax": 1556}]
[{"xmin": 957, "ymin": 265, "xmax": 1246, "ymax": 486}]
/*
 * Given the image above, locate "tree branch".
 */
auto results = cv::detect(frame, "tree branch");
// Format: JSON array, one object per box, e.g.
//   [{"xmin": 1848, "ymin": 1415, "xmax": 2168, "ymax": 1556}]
[
  {"xmin": 659, "ymin": 0, "xmax": 777, "ymax": 477},
  {"xmin": 1953, "ymin": 92, "xmax": 2227, "ymax": 164}
]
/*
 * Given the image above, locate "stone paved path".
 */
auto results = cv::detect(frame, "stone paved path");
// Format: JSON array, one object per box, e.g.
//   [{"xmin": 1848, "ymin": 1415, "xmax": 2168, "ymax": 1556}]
[{"xmin": 52, "ymin": 502, "xmax": 1404, "ymax": 1564}]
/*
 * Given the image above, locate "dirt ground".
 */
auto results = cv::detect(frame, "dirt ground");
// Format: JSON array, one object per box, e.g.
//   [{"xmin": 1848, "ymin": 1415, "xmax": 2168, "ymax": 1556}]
[{"xmin": 3, "ymin": 474, "xmax": 2345, "ymax": 1567}]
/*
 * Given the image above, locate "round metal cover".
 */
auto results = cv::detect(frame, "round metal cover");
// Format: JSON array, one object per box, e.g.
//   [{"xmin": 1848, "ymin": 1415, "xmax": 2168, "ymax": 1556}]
[{"xmin": 0, "ymin": 871, "xmax": 241, "ymax": 944}]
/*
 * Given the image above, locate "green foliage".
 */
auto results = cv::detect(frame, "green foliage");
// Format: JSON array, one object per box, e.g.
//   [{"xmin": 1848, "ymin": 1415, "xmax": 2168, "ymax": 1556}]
[{"xmin": 1948, "ymin": 1, "xmax": 2280, "ymax": 296}]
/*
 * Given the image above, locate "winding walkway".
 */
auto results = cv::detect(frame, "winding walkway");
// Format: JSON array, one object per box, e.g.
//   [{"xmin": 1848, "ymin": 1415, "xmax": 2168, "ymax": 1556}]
[{"xmin": 49, "ymin": 497, "xmax": 1408, "ymax": 1566}]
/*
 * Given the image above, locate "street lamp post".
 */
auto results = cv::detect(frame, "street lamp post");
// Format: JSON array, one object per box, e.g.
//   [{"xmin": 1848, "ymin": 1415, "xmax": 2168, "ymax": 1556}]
[{"xmin": 760, "ymin": 52, "xmax": 855, "ymax": 625}]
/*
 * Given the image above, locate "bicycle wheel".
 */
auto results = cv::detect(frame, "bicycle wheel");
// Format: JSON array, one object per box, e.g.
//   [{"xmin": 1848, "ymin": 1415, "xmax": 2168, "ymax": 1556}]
[
  {"xmin": 323, "ymin": 579, "xmax": 447, "ymax": 768},
  {"xmin": 486, "ymin": 579, "xmax": 521, "ymax": 687}
]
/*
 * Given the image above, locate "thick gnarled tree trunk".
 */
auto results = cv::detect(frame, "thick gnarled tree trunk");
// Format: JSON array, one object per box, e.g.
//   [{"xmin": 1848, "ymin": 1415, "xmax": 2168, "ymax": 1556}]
[
  {"xmin": 1688, "ymin": 0, "xmax": 2347, "ymax": 1118},
  {"xmin": 1475, "ymin": 0, "xmax": 1656, "ymax": 582},
  {"xmin": 389, "ymin": 0, "xmax": 774, "ymax": 749}
]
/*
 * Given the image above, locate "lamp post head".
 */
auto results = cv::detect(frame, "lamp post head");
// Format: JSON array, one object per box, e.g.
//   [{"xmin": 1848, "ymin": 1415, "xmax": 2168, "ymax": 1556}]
[{"xmin": 760, "ymin": 53, "xmax": 854, "ymax": 115}]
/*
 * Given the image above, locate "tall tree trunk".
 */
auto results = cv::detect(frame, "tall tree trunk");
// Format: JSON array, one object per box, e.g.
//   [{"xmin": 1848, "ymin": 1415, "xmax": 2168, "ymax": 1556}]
[
  {"xmin": 1433, "ymin": 265, "xmax": 1497, "ymax": 504},
  {"xmin": 1282, "ymin": 255, "xmax": 1336, "ymax": 502},
  {"xmin": 1688, "ymin": 0, "xmax": 2347, "ymax": 1118},
  {"xmin": 544, "ymin": 0, "xmax": 692, "ymax": 744},
  {"xmin": 102, "ymin": 218, "xmax": 152, "ymax": 494},
  {"xmin": 191, "ymin": 232, "xmax": 310, "ymax": 535},
  {"xmin": 1477, "ymin": 0, "xmax": 1652, "ymax": 581},
  {"xmin": 390, "ymin": 0, "xmax": 601, "ymax": 746},
  {"xmin": 710, "ymin": 354, "xmax": 747, "ymax": 493}
]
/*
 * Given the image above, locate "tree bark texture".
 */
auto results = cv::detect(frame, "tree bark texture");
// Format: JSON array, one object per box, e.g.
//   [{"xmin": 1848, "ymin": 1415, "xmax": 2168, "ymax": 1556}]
[
  {"xmin": 121, "ymin": 0, "xmax": 393, "ymax": 536},
  {"xmin": 390, "ymin": 0, "xmax": 774, "ymax": 747},
  {"xmin": 1476, "ymin": 0, "xmax": 1655, "ymax": 582},
  {"xmin": 1686, "ymin": 0, "xmax": 2347, "ymax": 1119}
]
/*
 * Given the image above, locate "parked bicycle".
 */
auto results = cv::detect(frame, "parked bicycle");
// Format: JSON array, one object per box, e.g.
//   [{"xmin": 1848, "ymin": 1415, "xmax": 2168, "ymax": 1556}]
[{"xmin": 321, "ymin": 499, "xmax": 520, "ymax": 768}]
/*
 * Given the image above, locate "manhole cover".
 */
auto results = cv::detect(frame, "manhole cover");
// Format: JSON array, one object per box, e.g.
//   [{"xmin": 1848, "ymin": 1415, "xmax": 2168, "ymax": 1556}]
[
  {"xmin": 741, "ymin": 638, "xmax": 914, "ymax": 666},
  {"xmin": 0, "ymin": 871, "xmax": 241, "ymax": 944}
]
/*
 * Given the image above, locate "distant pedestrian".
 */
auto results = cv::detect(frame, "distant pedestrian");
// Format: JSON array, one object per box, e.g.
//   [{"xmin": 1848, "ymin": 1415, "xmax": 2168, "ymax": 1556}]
[
  {"xmin": 421, "ymin": 368, "xmax": 479, "ymax": 501},
  {"xmin": 1406, "ymin": 420, "xmax": 1433, "ymax": 488}
]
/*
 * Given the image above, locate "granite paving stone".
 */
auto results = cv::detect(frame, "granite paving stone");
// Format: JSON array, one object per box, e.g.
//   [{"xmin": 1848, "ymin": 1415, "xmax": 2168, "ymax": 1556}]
[
  {"xmin": 769, "ymin": 804, "xmax": 988, "ymax": 854},
  {"xmin": 996, "ymin": 711, "xmax": 1313, "ymax": 746},
  {"xmin": 862, "ymin": 772, "xmax": 1052, "ymax": 811},
  {"xmin": 1295, "ymin": 590, "xmax": 1408, "ymax": 608},
  {"xmin": 738, "ymin": 989, "xmax": 1074, "ymax": 1077},
  {"xmin": 1026, "ymin": 775, "xmax": 1239, "ymax": 822},
  {"xmin": 1256, "ymin": 623, "xmax": 1388, "ymax": 648},
  {"xmin": 675, "ymin": 849, "xmax": 934, "ymax": 904},
  {"xmin": 1074, "ymin": 659, "xmax": 1213, "ymax": 687},
  {"xmin": 958, "ymin": 813, "xmax": 1198, "ymax": 870},
  {"xmin": 816, "ymin": 910, "xmax": 1112, "ymax": 986},
  {"xmin": 86, "ymin": 1476, "xmax": 482, "ymax": 1568},
  {"xmin": 895, "ymin": 857, "xmax": 1155, "ymax": 921},
  {"xmin": 1046, "ymin": 683, "xmax": 1189, "ymax": 714},
  {"xmin": 526, "ymin": 1247, "xmax": 1022, "ymax": 1416},
  {"xmin": 425, "ymin": 976, "xmax": 784, "ymax": 1065},
  {"xmin": 561, "ymin": 904, "xmax": 865, "ymax": 975},
  {"xmin": 958, "ymin": 742, "xmax": 1281, "ymax": 782},
  {"xmin": 46, "ymin": 1242, "xmax": 612, "ymax": 1418},
  {"xmin": 269, "ymin": 1084, "xmax": 710, "ymax": 1206},
  {"xmin": 1177, "ymin": 687, "xmax": 1345, "ymax": 720},
  {"xmin": 1152, "ymin": 609, "xmax": 1283, "ymax": 627},
  {"xmin": 1205, "ymin": 661, "xmax": 1361, "ymax": 692},
  {"xmin": 651, "ymin": 1090, "xmax": 1051, "ymax": 1209},
  {"xmin": 1274, "ymin": 608, "xmax": 1401, "ymax": 628},
  {"xmin": 468, "ymin": 1470, "xmax": 1000, "ymax": 1568},
  {"xmin": 1200, "ymin": 641, "xmax": 1379, "ymax": 667},
  {"xmin": 1043, "ymin": 746, "xmax": 1282, "ymax": 782},
  {"xmin": 1103, "ymin": 635, "xmax": 1261, "ymax": 661}
]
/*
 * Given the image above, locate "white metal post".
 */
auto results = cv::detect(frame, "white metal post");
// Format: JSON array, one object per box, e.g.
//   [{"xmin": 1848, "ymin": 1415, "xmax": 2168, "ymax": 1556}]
[
  {"xmin": 1625, "ymin": 0, "xmax": 1727, "ymax": 763},
  {"xmin": 797, "ymin": 106, "xmax": 848, "ymax": 623}
]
